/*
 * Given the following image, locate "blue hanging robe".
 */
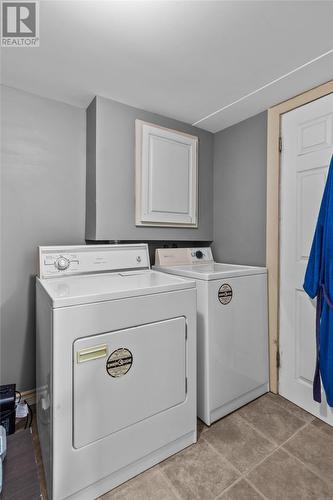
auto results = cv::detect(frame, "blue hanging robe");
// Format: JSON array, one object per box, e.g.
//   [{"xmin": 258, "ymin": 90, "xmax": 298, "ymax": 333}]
[{"xmin": 304, "ymin": 154, "xmax": 333, "ymax": 407}]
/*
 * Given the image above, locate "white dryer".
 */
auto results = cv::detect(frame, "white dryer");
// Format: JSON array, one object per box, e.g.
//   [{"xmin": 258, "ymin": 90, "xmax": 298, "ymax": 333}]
[
  {"xmin": 154, "ymin": 247, "xmax": 268, "ymax": 425},
  {"xmin": 36, "ymin": 244, "xmax": 197, "ymax": 500}
]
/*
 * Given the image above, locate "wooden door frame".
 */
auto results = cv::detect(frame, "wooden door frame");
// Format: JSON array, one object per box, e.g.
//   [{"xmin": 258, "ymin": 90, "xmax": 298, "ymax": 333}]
[{"xmin": 266, "ymin": 80, "xmax": 333, "ymax": 393}]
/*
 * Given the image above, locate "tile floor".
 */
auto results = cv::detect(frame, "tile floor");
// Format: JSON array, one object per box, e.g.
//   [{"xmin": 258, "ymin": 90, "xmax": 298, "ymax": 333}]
[
  {"xmin": 100, "ymin": 393, "xmax": 333, "ymax": 500},
  {"xmin": 33, "ymin": 393, "xmax": 333, "ymax": 499}
]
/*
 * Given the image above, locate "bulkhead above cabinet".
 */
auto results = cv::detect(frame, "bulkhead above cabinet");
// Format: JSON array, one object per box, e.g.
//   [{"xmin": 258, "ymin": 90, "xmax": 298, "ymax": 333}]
[{"xmin": 85, "ymin": 95, "xmax": 213, "ymax": 241}]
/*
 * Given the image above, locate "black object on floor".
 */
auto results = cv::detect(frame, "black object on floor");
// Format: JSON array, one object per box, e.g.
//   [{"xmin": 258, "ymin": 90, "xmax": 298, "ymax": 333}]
[
  {"xmin": 1, "ymin": 429, "xmax": 41, "ymax": 499},
  {"xmin": 0, "ymin": 385, "xmax": 16, "ymax": 436}
]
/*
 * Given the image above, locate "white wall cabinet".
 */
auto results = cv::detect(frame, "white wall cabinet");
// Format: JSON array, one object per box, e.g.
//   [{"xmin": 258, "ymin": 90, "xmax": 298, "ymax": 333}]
[{"xmin": 135, "ymin": 120, "xmax": 198, "ymax": 227}]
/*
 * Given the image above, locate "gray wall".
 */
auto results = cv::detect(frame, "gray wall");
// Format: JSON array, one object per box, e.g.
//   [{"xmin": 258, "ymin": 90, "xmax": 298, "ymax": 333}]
[
  {"xmin": 86, "ymin": 96, "xmax": 214, "ymax": 241},
  {"xmin": 213, "ymin": 112, "xmax": 267, "ymax": 266},
  {"xmin": 0, "ymin": 87, "xmax": 267, "ymax": 394},
  {"xmin": 1, "ymin": 86, "xmax": 86, "ymax": 391}
]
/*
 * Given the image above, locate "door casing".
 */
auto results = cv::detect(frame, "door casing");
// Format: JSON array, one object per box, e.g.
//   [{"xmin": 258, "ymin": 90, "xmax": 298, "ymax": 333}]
[{"xmin": 266, "ymin": 80, "xmax": 333, "ymax": 393}]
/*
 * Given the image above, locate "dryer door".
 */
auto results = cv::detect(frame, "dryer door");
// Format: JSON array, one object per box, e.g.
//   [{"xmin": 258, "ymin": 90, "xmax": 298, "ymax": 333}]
[{"xmin": 73, "ymin": 317, "xmax": 186, "ymax": 448}]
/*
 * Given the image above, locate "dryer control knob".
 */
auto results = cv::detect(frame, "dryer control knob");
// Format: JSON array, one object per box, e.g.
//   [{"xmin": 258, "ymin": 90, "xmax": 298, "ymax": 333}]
[
  {"xmin": 55, "ymin": 256, "xmax": 70, "ymax": 271},
  {"xmin": 195, "ymin": 250, "xmax": 204, "ymax": 259}
]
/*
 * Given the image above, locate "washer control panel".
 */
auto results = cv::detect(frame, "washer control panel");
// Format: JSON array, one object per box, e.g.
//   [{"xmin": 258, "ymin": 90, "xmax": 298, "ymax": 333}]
[
  {"xmin": 38, "ymin": 244, "xmax": 150, "ymax": 279},
  {"xmin": 189, "ymin": 248, "xmax": 213, "ymax": 262},
  {"xmin": 155, "ymin": 247, "xmax": 213, "ymax": 266}
]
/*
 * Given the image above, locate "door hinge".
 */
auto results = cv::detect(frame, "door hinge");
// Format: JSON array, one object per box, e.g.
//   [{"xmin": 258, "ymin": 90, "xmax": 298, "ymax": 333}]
[
  {"xmin": 276, "ymin": 350, "xmax": 280, "ymax": 369},
  {"xmin": 279, "ymin": 136, "xmax": 282, "ymax": 153}
]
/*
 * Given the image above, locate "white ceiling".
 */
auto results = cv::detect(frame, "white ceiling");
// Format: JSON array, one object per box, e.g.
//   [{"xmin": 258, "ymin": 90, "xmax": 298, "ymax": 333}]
[{"xmin": 2, "ymin": 0, "xmax": 333, "ymax": 132}]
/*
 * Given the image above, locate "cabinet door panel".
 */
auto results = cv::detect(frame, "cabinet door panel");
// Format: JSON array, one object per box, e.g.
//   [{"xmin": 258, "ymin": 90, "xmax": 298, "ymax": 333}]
[{"xmin": 136, "ymin": 120, "xmax": 198, "ymax": 227}]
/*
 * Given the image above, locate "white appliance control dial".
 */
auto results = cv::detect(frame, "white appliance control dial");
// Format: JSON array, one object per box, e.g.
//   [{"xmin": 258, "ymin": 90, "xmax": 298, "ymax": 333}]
[{"xmin": 55, "ymin": 256, "xmax": 70, "ymax": 271}]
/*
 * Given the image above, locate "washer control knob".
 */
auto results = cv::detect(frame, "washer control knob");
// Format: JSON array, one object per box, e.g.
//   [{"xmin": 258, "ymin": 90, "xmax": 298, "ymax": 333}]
[
  {"xmin": 195, "ymin": 250, "xmax": 204, "ymax": 259},
  {"xmin": 55, "ymin": 256, "xmax": 70, "ymax": 271}
]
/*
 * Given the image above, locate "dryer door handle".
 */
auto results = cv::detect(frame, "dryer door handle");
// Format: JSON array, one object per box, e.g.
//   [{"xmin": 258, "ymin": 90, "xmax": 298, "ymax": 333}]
[{"xmin": 77, "ymin": 344, "xmax": 108, "ymax": 363}]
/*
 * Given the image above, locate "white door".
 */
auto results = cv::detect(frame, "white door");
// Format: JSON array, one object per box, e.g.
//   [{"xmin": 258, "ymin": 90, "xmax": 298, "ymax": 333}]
[{"xmin": 279, "ymin": 92, "xmax": 333, "ymax": 424}]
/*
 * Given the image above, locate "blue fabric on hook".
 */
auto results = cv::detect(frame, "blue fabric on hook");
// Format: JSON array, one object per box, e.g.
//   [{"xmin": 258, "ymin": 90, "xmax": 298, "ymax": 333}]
[{"xmin": 304, "ymin": 154, "xmax": 333, "ymax": 407}]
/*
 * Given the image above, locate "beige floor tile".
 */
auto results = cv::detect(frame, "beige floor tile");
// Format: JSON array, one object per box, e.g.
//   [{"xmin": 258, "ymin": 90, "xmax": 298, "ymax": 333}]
[
  {"xmin": 217, "ymin": 479, "xmax": 263, "ymax": 499},
  {"xmin": 203, "ymin": 413, "xmax": 276, "ymax": 473},
  {"xmin": 310, "ymin": 417, "xmax": 333, "ymax": 437},
  {"xmin": 238, "ymin": 394, "xmax": 305, "ymax": 444},
  {"xmin": 265, "ymin": 392, "xmax": 315, "ymax": 423},
  {"xmin": 35, "ymin": 394, "xmax": 332, "ymax": 500},
  {"xmin": 247, "ymin": 448, "xmax": 333, "ymax": 499},
  {"xmin": 284, "ymin": 424, "xmax": 333, "ymax": 484},
  {"xmin": 161, "ymin": 439, "xmax": 239, "ymax": 500},
  {"xmin": 100, "ymin": 469, "xmax": 177, "ymax": 500}
]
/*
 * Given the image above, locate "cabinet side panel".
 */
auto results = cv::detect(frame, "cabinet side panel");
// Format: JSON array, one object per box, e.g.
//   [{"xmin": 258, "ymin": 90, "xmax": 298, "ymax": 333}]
[{"xmin": 86, "ymin": 98, "xmax": 97, "ymax": 240}]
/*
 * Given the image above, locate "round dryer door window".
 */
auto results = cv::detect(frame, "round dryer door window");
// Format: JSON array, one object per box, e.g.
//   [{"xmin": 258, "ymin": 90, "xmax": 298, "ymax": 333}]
[{"xmin": 106, "ymin": 348, "xmax": 133, "ymax": 377}]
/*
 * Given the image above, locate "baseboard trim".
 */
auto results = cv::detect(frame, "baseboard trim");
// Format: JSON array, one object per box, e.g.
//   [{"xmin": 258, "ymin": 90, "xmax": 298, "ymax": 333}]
[{"xmin": 20, "ymin": 389, "xmax": 36, "ymax": 406}]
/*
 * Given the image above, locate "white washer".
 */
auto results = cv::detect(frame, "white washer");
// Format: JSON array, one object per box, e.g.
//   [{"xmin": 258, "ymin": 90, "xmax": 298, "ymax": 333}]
[
  {"xmin": 36, "ymin": 244, "xmax": 197, "ymax": 500},
  {"xmin": 154, "ymin": 247, "xmax": 269, "ymax": 425}
]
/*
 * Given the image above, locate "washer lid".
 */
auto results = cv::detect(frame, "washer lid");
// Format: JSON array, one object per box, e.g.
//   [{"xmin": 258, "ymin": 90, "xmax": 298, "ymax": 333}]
[
  {"xmin": 153, "ymin": 262, "xmax": 267, "ymax": 280},
  {"xmin": 37, "ymin": 270, "xmax": 195, "ymax": 308}
]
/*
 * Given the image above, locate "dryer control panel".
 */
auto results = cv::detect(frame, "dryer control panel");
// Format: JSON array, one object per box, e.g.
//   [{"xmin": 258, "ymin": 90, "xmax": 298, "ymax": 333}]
[
  {"xmin": 38, "ymin": 244, "xmax": 150, "ymax": 278},
  {"xmin": 155, "ymin": 247, "xmax": 213, "ymax": 266}
]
